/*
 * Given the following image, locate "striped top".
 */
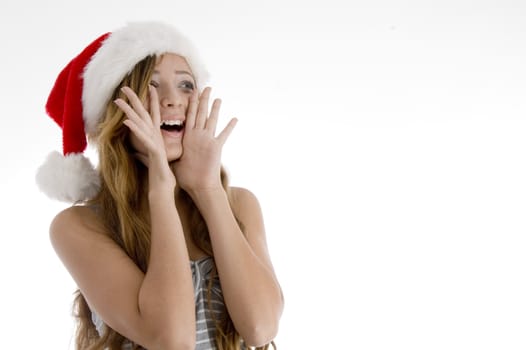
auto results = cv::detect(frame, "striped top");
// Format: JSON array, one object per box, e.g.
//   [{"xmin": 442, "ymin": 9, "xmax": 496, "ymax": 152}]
[{"xmin": 91, "ymin": 256, "xmax": 226, "ymax": 350}]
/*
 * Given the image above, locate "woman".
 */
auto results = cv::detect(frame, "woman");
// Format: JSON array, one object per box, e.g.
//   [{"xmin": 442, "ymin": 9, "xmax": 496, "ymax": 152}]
[{"xmin": 36, "ymin": 21, "xmax": 283, "ymax": 350}]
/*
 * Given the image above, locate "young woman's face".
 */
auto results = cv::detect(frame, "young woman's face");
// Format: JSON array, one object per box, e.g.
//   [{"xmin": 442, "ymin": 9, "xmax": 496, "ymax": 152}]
[{"xmin": 130, "ymin": 53, "xmax": 196, "ymax": 161}]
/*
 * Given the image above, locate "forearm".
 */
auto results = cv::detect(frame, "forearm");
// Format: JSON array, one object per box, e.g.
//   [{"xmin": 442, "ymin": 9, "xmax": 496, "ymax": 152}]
[
  {"xmin": 138, "ymin": 185, "xmax": 195, "ymax": 346},
  {"xmin": 192, "ymin": 188, "xmax": 283, "ymax": 344}
]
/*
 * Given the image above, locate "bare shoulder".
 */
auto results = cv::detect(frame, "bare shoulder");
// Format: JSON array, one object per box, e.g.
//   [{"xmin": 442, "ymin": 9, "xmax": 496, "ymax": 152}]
[
  {"xmin": 229, "ymin": 187, "xmax": 279, "ymax": 275},
  {"xmin": 48, "ymin": 205, "xmax": 151, "ymax": 345},
  {"xmin": 229, "ymin": 186, "xmax": 262, "ymax": 214},
  {"xmin": 48, "ymin": 205, "xmax": 121, "ymax": 272},
  {"xmin": 51, "ymin": 205, "xmax": 103, "ymax": 230},
  {"xmin": 49, "ymin": 205, "xmax": 106, "ymax": 247},
  {"xmin": 229, "ymin": 186, "xmax": 267, "ymax": 239}
]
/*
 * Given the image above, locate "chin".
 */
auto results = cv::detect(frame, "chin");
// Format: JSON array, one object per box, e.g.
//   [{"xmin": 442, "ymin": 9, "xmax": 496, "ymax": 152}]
[{"xmin": 166, "ymin": 148, "xmax": 183, "ymax": 162}]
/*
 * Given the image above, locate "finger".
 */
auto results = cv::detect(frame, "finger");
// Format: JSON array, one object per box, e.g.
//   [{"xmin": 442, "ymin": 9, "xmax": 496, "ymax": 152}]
[
  {"xmin": 114, "ymin": 98, "xmax": 151, "ymax": 137},
  {"xmin": 121, "ymin": 86, "xmax": 151, "ymax": 125},
  {"xmin": 195, "ymin": 87, "xmax": 211, "ymax": 129},
  {"xmin": 122, "ymin": 119, "xmax": 153, "ymax": 147},
  {"xmin": 114, "ymin": 99, "xmax": 146, "ymax": 128},
  {"xmin": 186, "ymin": 91, "xmax": 198, "ymax": 129},
  {"xmin": 148, "ymin": 86, "xmax": 161, "ymax": 127},
  {"xmin": 216, "ymin": 118, "xmax": 238, "ymax": 145},
  {"xmin": 205, "ymin": 98, "xmax": 222, "ymax": 134}
]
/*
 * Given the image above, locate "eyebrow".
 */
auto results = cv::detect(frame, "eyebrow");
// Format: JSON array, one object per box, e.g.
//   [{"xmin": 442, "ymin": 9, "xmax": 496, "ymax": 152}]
[
  {"xmin": 176, "ymin": 70, "xmax": 193, "ymax": 76},
  {"xmin": 152, "ymin": 69, "xmax": 194, "ymax": 77}
]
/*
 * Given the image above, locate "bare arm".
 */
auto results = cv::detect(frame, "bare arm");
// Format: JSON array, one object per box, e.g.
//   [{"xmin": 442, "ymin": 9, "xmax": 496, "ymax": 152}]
[
  {"xmin": 139, "ymin": 182, "xmax": 196, "ymax": 347},
  {"xmin": 50, "ymin": 185, "xmax": 195, "ymax": 350},
  {"xmin": 190, "ymin": 186, "xmax": 284, "ymax": 347},
  {"xmin": 172, "ymin": 87, "xmax": 283, "ymax": 346},
  {"xmin": 50, "ymin": 85, "xmax": 197, "ymax": 350}
]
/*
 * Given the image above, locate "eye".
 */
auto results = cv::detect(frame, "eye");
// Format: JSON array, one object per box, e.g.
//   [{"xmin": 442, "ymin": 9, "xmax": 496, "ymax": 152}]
[
  {"xmin": 179, "ymin": 80, "xmax": 195, "ymax": 91},
  {"xmin": 149, "ymin": 80, "xmax": 159, "ymax": 88}
]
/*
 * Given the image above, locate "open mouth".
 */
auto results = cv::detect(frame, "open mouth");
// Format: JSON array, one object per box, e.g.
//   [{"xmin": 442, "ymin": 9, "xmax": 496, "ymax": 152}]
[{"xmin": 160, "ymin": 120, "xmax": 184, "ymax": 132}]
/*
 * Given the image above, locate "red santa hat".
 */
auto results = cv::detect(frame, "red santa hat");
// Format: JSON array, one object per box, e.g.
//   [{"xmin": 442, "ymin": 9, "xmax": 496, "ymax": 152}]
[{"xmin": 36, "ymin": 21, "xmax": 209, "ymax": 202}]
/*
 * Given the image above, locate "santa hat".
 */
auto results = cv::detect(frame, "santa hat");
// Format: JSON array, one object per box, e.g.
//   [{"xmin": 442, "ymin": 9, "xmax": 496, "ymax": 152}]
[{"xmin": 36, "ymin": 21, "xmax": 209, "ymax": 202}]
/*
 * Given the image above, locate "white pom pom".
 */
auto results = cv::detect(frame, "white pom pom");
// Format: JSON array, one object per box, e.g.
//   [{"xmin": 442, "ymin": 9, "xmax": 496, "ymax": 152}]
[{"xmin": 35, "ymin": 151, "xmax": 100, "ymax": 203}]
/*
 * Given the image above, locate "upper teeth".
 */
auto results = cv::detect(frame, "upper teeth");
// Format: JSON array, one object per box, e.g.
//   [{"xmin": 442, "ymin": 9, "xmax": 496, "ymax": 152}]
[{"xmin": 161, "ymin": 120, "xmax": 184, "ymax": 126}]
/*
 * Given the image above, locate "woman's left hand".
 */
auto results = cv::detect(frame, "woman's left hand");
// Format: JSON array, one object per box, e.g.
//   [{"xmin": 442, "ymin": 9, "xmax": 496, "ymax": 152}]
[{"xmin": 174, "ymin": 87, "xmax": 237, "ymax": 195}]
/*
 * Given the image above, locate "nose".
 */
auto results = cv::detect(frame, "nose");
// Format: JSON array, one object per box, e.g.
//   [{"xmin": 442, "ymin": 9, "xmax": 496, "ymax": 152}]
[{"xmin": 159, "ymin": 88, "xmax": 185, "ymax": 109}]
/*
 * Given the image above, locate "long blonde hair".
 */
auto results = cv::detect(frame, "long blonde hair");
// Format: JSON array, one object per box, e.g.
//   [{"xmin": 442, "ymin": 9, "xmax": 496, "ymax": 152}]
[{"xmin": 72, "ymin": 55, "xmax": 274, "ymax": 350}]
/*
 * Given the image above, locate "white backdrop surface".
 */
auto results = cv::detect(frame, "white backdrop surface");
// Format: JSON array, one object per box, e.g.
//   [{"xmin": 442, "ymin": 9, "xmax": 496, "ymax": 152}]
[{"xmin": 0, "ymin": 0, "xmax": 525, "ymax": 349}]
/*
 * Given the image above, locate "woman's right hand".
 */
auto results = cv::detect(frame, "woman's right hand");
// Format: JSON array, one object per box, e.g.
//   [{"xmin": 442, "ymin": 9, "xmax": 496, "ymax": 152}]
[{"xmin": 114, "ymin": 86, "xmax": 176, "ymax": 190}]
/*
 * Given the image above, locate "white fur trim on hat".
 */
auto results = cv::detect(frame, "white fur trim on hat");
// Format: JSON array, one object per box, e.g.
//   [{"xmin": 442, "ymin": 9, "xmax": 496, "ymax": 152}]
[
  {"xmin": 35, "ymin": 151, "xmax": 100, "ymax": 203},
  {"xmin": 82, "ymin": 21, "xmax": 209, "ymax": 135}
]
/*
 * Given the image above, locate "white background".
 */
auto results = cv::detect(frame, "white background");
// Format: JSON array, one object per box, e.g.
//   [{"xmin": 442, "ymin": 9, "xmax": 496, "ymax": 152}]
[{"xmin": 1, "ymin": 0, "xmax": 525, "ymax": 349}]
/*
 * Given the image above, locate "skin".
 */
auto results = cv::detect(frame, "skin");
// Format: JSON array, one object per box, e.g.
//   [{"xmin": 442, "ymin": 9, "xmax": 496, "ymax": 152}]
[{"xmin": 49, "ymin": 54, "xmax": 284, "ymax": 349}]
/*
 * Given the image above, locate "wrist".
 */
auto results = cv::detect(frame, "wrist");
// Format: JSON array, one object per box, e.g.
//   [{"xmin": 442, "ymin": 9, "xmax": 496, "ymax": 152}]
[
  {"xmin": 148, "ymin": 184, "xmax": 176, "ymax": 202},
  {"xmin": 147, "ymin": 160, "xmax": 176, "ymax": 191},
  {"xmin": 188, "ymin": 186, "xmax": 227, "ymax": 208}
]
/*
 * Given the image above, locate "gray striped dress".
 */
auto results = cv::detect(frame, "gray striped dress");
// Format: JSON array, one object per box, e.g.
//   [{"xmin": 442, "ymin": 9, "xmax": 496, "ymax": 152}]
[{"xmin": 91, "ymin": 256, "xmax": 227, "ymax": 350}]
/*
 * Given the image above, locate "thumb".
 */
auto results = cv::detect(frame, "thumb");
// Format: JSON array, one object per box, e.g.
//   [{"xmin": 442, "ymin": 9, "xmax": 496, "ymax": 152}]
[{"xmin": 217, "ymin": 118, "xmax": 238, "ymax": 145}]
